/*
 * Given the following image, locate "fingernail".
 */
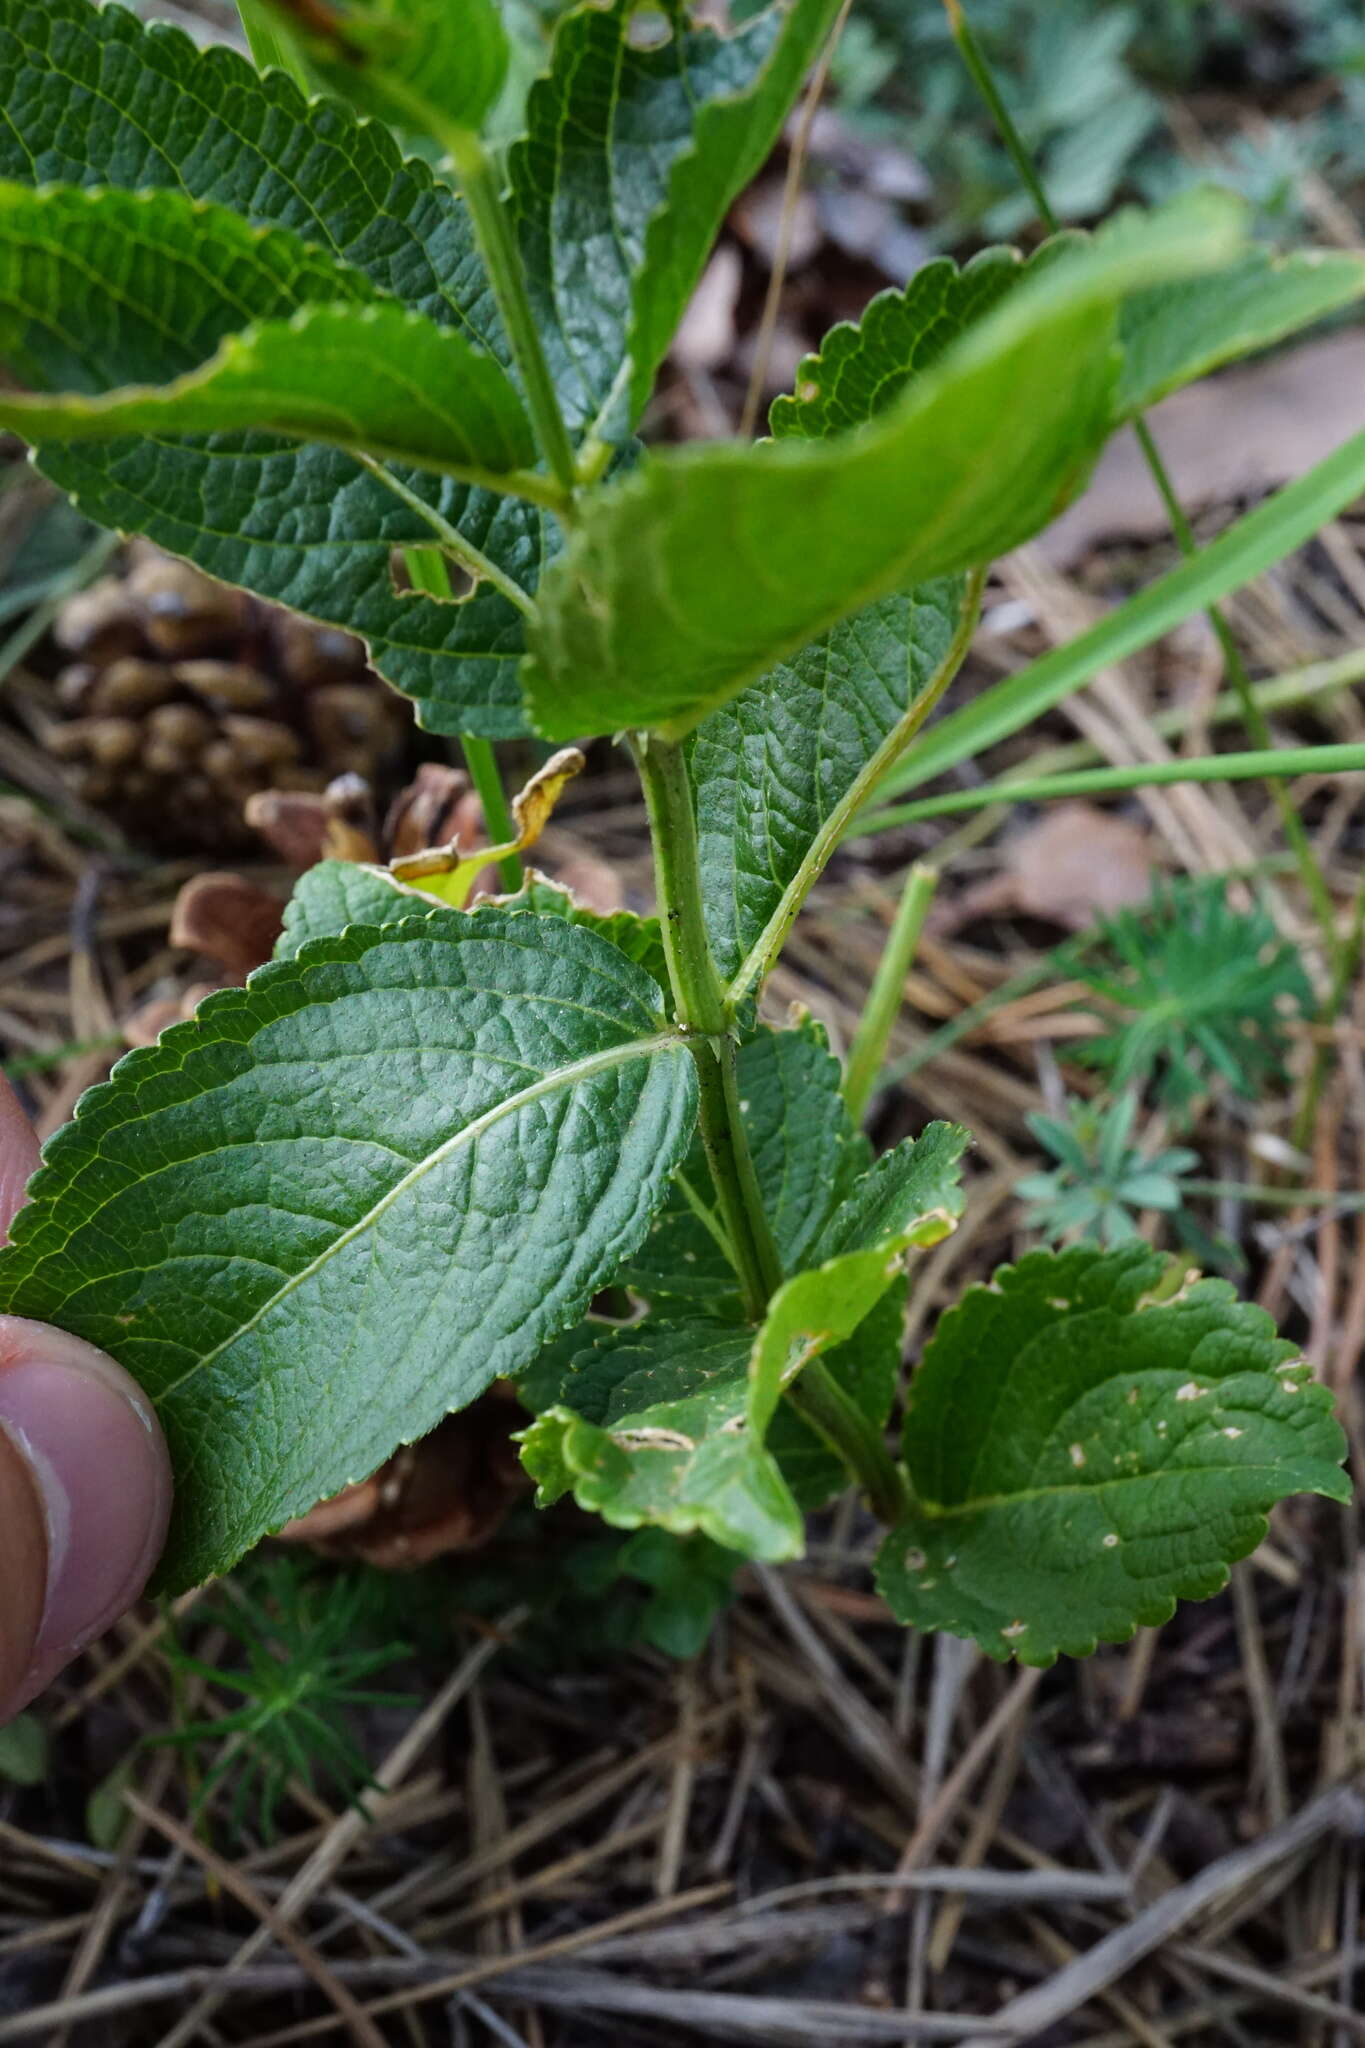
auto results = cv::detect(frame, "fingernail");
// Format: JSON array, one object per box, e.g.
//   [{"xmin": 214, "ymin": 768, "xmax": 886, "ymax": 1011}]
[{"xmin": 0, "ymin": 1318, "xmax": 172, "ymax": 1709}]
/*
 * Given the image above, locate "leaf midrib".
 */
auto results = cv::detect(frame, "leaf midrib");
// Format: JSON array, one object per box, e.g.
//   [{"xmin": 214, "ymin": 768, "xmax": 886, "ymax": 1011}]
[
  {"xmin": 915, "ymin": 1436, "xmax": 1336, "ymax": 1520},
  {"xmin": 157, "ymin": 1029, "xmax": 684, "ymax": 1405}
]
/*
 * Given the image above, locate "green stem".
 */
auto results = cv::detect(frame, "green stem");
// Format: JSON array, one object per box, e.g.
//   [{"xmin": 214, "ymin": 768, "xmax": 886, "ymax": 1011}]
[
  {"xmin": 1183, "ymin": 1177, "xmax": 1365, "ymax": 1210},
  {"xmin": 787, "ymin": 1362, "xmax": 910, "ymax": 1524},
  {"xmin": 629, "ymin": 733, "xmax": 731, "ymax": 1040},
  {"xmin": 860, "ymin": 646, "xmax": 1365, "ymax": 832},
  {"xmin": 630, "ymin": 730, "xmax": 908, "ymax": 1521},
  {"xmin": 945, "ymin": 0, "xmax": 1345, "ymax": 981},
  {"xmin": 944, "ymin": 0, "xmax": 1053, "ymax": 226},
  {"xmin": 460, "ymin": 735, "xmax": 522, "ymax": 892},
  {"xmin": 236, "ymin": 0, "xmax": 312, "ymax": 89},
  {"xmin": 400, "ymin": 545, "xmax": 522, "ymax": 890},
  {"xmin": 445, "ymin": 130, "xmax": 578, "ymax": 507},
  {"xmin": 630, "ymin": 731, "xmax": 781, "ymax": 1319},
  {"xmin": 842, "ymin": 863, "xmax": 938, "ymax": 1123}
]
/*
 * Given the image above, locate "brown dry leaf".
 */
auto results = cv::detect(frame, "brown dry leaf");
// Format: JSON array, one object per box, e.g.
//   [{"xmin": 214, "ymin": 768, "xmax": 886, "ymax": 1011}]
[
  {"xmin": 931, "ymin": 802, "xmax": 1156, "ymax": 936},
  {"xmin": 382, "ymin": 761, "xmax": 480, "ymax": 861},
  {"xmin": 169, "ymin": 871, "xmax": 286, "ymax": 975},
  {"xmin": 243, "ymin": 788, "xmax": 333, "ymax": 868}
]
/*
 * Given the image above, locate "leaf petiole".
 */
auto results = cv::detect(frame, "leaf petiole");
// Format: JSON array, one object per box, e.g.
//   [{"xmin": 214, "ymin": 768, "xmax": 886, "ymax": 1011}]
[
  {"xmin": 444, "ymin": 128, "xmax": 579, "ymax": 509},
  {"xmin": 787, "ymin": 1358, "xmax": 910, "ymax": 1525}
]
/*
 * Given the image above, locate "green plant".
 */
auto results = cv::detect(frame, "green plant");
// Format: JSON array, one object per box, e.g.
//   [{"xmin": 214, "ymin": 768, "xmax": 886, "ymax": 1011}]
[
  {"xmin": 854, "ymin": 0, "xmax": 1355, "ymax": 246},
  {"xmin": 156, "ymin": 1558, "xmax": 414, "ymax": 1841},
  {"xmin": 0, "ymin": 0, "xmax": 1357, "ymax": 1666},
  {"xmin": 1065, "ymin": 877, "xmax": 1314, "ymax": 1115},
  {"xmin": 1017, "ymin": 1093, "xmax": 1198, "ymax": 1246}
]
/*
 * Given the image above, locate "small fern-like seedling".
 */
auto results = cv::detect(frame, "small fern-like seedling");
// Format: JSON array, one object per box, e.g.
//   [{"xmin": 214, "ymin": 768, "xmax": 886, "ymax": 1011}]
[
  {"xmin": 156, "ymin": 1560, "xmax": 414, "ymax": 1843},
  {"xmin": 1017, "ymin": 1093, "xmax": 1198, "ymax": 1245},
  {"xmin": 1067, "ymin": 877, "xmax": 1314, "ymax": 1115}
]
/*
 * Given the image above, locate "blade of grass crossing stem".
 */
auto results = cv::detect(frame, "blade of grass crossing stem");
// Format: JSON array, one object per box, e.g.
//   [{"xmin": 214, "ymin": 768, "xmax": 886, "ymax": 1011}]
[
  {"xmin": 860, "ymin": 647, "xmax": 1365, "ymax": 843},
  {"xmin": 401, "ymin": 547, "xmax": 522, "ymax": 889},
  {"xmin": 866, "ymin": 429, "xmax": 1365, "ymax": 806},
  {"xmin": 944, "ymin": 0, "xmax": 1344, "ymax": 976},
  {"xmin": 842, "ymin": 863, "xmax": 937, "ymax": 1122},
  {"xmin": 861, "ymin": 743, "xmax": 1365, "ymax": 830},
  {"xmin": 1134, "ymin": 415, "xmax": 1344, "ymax": 973},
  {"xmin": 236, "ymin": 1, "xmax": 312, "ymax": 88}
]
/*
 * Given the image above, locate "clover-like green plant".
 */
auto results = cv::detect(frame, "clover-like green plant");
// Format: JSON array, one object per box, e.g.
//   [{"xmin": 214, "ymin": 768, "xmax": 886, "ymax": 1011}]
[
  {"xmin": 1065, "ymin": 875, "xmax": 1315, "ymax": 1116},
  {"xmin": 1017, "ymin": 1093, "xmax": 1198, "ymax": 1247},
  {"xmin": 0, "ymin": 0, "xmax": 1355, "ymax": 1665}
]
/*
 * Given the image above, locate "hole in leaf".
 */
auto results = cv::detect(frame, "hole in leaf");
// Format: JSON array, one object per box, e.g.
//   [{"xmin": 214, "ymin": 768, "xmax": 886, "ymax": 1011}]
[
  {"xmin": 627, "ymin": 7, "xmax": 673, "ymax": 50},
  {"xmin": 389, "ymin": 548, "xmax": 475, "ymax": 603}
]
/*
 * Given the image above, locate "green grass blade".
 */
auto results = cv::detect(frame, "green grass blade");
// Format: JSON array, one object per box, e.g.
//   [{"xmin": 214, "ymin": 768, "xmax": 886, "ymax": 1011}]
[
  {"xmin": 867, "ymin": 427, "xmax": 1365, "ymax": 809},
  {"xmin": 859, "ymin": 742, "xmax": 1365, "ymax": 832}
]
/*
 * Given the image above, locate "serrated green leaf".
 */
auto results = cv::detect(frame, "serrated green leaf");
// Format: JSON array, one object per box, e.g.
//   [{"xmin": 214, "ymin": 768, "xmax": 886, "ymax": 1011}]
[
  {"xmin": 256, "ymin": 0, "xmax": 510, "ymax": 136},
  {"xmin": 523, "ymin": 1242, "xmax": 910, "ymax": 1560},
  {"xmin": 769, "ymin": 241, "xmax": 1073, "ymax": 443},
  {"xmin": 1115, "ymin": 247, "xmax": 1365, "ymax": 416},
  {"xmin": 275, "ymin": 862, "xmax": 444, "ymax": 958},
  {"xmin": 520, "ymin": 1316, "xmax": 796, "ymax": 1555},
  {"xmin": 0, "ymin": 0, "xmax": 541, "ymax": 737},
  {"xmin": 481, "ymin": 873, "xmax": 669, "ymax": 994},
  {"xmin": 693, "ymin": 245, "xmax": 1020, "ymax": 988},
  {"xmin": 773, "ymin": 239, "xmax": 1365, "ymax": 446},
  {"xmin": 0, "ymin": 182, "xmax": 371, "ymax": 386},
  {"xmin": 0, "ymin": 910, "xmax": 697, "ymax": 1589},
  {"xmin": 525, "ymin": 1117, "xmax": 967, "ymax": 1557},
  {"xmin": 0, "ymin": 184, "xmax": 535, "ymax": 485},
  {"xmin": 510, "ymin": 0, "xmax": 838, "ymax": 440},
  {"xmin": 622, "ymin": 1018, "xmax": 870, "ymax": 1309},
  {"xmin": 816, "ymin": 1120, "xmax": 970, "ymax": 1261},
  {"xmin": 277, "ymin": 861, "xmax": 669, "ymax": 992},
  {"xmin": 877, "ymin": 1243, "xmax": 1350, "ymax": 1666},
  {"xmin": 522, "ymin": 192, "xmax": 1246, "ymax": 740}
]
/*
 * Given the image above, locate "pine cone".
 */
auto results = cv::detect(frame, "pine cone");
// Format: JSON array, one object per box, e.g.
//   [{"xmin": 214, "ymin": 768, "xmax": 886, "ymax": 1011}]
[{"xmin": 47, "ymin": 546, "xmax": 410, "ymax": 850}]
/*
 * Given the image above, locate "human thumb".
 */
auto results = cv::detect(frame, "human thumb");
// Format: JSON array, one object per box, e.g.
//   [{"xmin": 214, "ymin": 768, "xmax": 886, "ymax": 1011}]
[
  {"xmin": 0, "ymin": 1078, "xmax": 172, "ymax": 1722},
  {"xmin": 0, "ymin": 1319, "xmax": 173, "ymax": 1720}
]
